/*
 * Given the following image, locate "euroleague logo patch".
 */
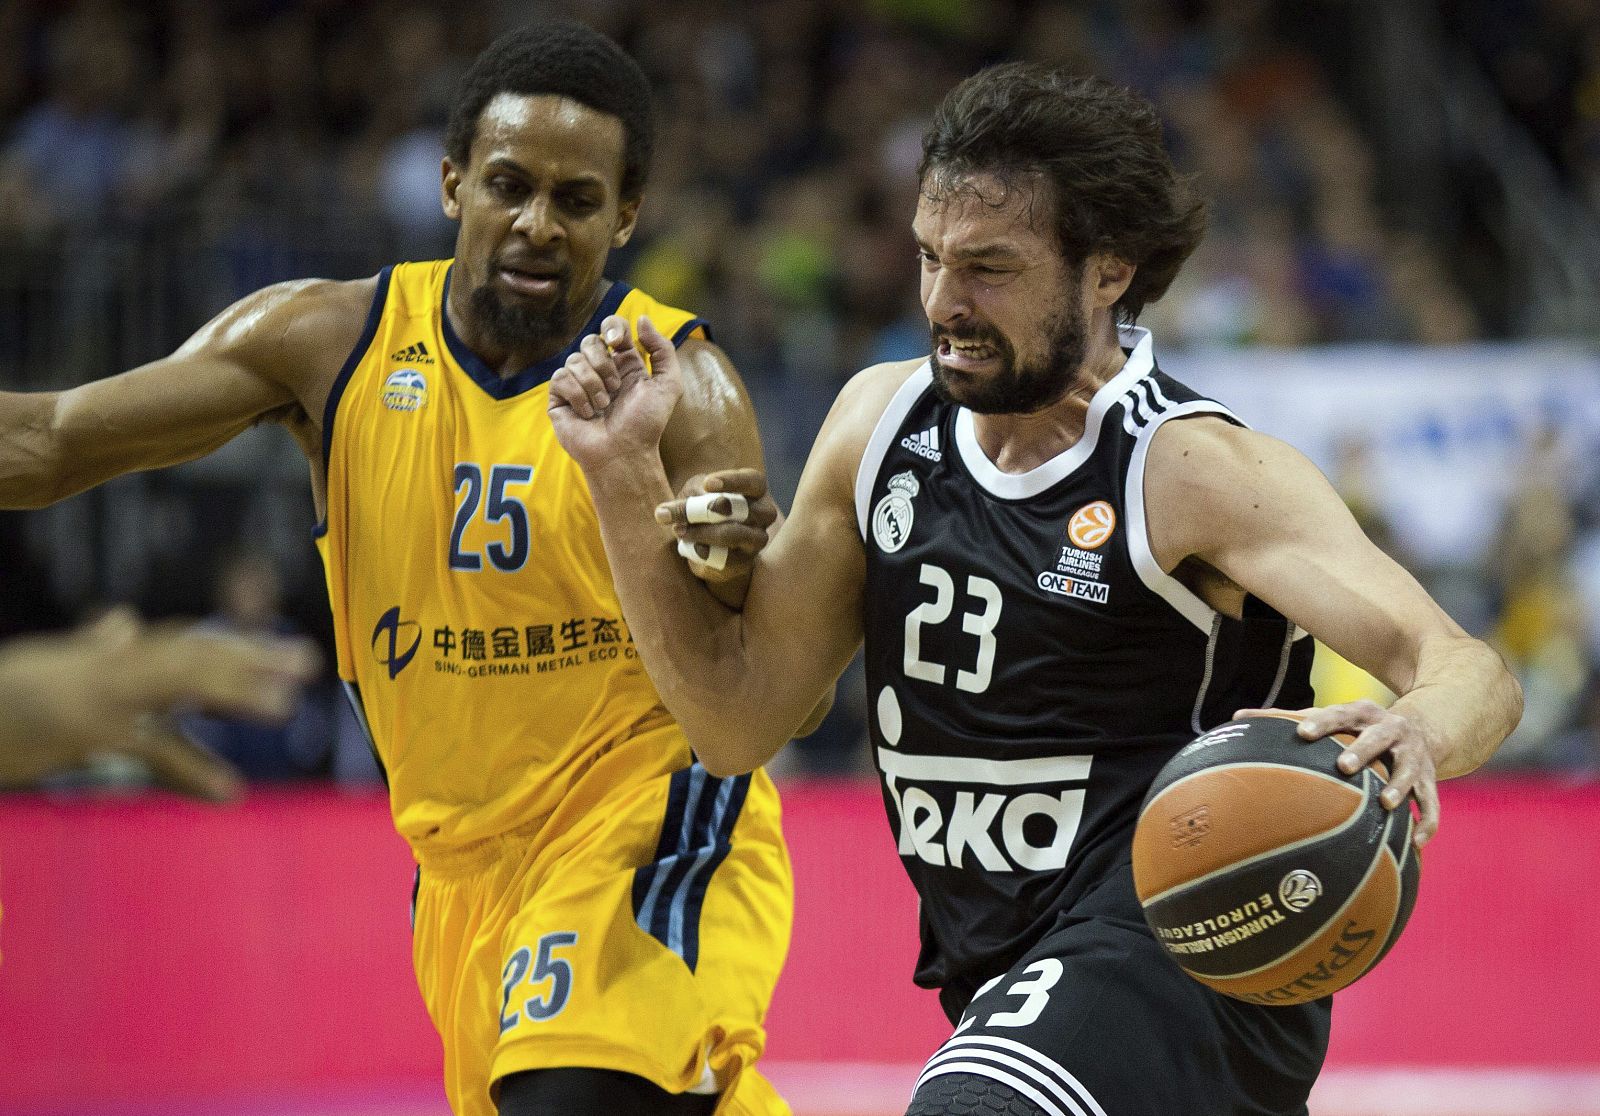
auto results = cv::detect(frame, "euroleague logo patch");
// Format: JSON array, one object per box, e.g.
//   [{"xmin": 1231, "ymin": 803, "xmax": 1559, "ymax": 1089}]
[
  {"xmin": 1043, "ymin": 500, "xmax": 1115, "ymax": 604},
  {"xmin": 1279, "ymin": 870, "xmax": 1323, "ymax": 912},
  {"xmin": 1067, "ymin": 500, "xmax": 1116, "ymax": 549},
  {"xmin": 382, "ymin": 368, "xmax": 428, "ymax": 412}
]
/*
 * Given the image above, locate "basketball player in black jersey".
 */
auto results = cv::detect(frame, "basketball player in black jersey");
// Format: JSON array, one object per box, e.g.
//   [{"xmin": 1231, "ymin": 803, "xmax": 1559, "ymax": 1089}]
[{"xmin": 549, "ymin": 65, "xmax": 1522, "ymax": 1116}]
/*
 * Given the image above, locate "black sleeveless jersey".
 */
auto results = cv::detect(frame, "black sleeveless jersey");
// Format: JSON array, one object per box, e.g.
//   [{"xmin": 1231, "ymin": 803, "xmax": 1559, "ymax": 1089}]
[{"xmin": 857, "ymin": 328, "xmax": 1315, "ymax": 1002}]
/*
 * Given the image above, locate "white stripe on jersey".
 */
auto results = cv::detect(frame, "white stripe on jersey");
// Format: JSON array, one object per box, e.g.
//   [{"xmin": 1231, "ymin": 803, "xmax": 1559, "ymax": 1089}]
[
  {"xmin": 856, "ymin": 364, "xmax": 935, "ymax": 539},
  {"xmin": 917, "ymin": 1061, "xmax": 1081, "ymax": 1116},
  {"xmin": 1123, "ymin": 397, "xmax": 1243, "ymax": 634},
  {"xmin": 953, "ymin": 327, "xmax": 1155, "ymax": 500},
  {"xmin": 921, "ymin": 1035, "xmax": 1110, "ymax": 1116},
  {"xmin": 877, "ymin": 748, "xmax": 1092, "ymax": 785}
]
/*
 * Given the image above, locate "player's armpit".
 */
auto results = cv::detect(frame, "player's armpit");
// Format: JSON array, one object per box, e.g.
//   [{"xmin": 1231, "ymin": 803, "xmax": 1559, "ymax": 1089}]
[
  {"xmin": 1145, "ymin": 419, "xmax": 1454, "ymax": 689},
  {"xmin": 1145, "ymin": 417, "xmax": 1521, "ymax": 781}
]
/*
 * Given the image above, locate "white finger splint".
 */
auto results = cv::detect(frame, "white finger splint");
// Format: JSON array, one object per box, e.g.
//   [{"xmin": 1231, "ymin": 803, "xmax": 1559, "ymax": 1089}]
[
  {"xmin": 683, "ymin": 492, "xmax": 750, "ymax": 524},
  {"xmin": 678, "ymin": 538, "xmax": 729, "ymax": 571}
]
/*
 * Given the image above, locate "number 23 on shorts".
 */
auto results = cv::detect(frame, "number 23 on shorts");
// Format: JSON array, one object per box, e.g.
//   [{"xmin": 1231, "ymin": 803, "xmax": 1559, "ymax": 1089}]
[
  {"xmin": 956, "ymin": 958, "xmax": 1064, "ymax": 1034},
  {"xmin": 500, "ymin": 931, "xmax": 579, "ymax": 1033}
]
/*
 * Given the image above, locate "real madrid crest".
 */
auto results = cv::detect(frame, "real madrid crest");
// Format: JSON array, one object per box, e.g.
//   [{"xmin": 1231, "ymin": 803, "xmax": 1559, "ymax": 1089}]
[{"xmin": 872, "ymin": 470, "xmax": 919, "ymax": 553}]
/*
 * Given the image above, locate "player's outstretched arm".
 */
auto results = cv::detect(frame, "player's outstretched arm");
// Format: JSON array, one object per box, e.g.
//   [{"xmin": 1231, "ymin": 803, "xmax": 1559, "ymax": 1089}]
[
  {"xmin": 1147, "ymin": 417, "xmax": 1523, "ymax": 847},
  {"xmin": 551, "ymin": 317, "xmax": 887, "ymax": 774},
  {"xmin": 0, "ymin": 278, "xmax": 374, "ymax": 509},
  {"xmin": 0, "ymin": 610, "xmax": 319, "ymax": 800}
]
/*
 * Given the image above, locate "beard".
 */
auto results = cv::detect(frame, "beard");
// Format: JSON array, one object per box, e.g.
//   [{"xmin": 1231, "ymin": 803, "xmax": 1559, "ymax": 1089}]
[
  {"xmin": 929, "ymin": 290, "xmax": 1088, "ymax": 416},
  {"xmin": 467, "ymin": 268, "xmax": 574, "ymax": 353}
]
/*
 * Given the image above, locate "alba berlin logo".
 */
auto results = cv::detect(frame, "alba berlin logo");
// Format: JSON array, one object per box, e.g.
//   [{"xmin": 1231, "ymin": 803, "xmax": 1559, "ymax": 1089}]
[{"xmin": 1067, "ymin": 501, "xmax": 1116, "ymax": 550}]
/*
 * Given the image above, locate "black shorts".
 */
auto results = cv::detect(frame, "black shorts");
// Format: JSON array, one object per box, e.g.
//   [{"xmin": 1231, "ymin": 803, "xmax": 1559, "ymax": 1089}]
[{"xmin": 914, "ymin": 863, "xmax": 1331, "ymax": 1116}]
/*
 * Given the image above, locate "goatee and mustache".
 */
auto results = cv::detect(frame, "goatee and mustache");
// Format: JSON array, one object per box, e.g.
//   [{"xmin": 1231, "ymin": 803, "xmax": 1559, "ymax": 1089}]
[
  {"xmin": 929, "ymin": 286, "xmax": 1088, "ymax": 415},
  {"xmin": 467, "ymin": 260, "xmax": 574, "ymax": 352}
]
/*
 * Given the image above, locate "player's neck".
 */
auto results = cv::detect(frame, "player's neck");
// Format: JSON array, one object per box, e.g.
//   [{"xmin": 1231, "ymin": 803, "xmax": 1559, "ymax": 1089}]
[
  {"xmin": 968, "ymin": 317, "xmax": 1127, "ymax": 474},
  {"xmin": 445, "ymin": 281, "xmax": 609, "ymax": 378}
]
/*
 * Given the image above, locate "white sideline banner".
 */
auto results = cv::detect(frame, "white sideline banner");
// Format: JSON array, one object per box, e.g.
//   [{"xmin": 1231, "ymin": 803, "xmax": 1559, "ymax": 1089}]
[{"xmin": 1165, "ymin": 343, "xmax": 1600, "ymax": 567}]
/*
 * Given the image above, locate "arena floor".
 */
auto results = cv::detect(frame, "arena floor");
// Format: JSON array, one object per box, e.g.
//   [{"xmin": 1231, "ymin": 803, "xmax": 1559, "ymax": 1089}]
[
  {"xmin": 27, "ymin": 1067, "xmax": 1600, "ymax": 1116},
  {"xmin": 5, "ymin": 785, "xmax": 1593, "ymax": 1116}
]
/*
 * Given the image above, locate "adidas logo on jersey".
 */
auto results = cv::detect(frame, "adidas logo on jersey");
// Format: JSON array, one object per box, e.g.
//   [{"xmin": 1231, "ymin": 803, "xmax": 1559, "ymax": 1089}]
[
  {"xmin": 900, "ymin": 427, "xmax": 941, "ymax": 461},
  {"xmin": 390, "ymin": 341, "xmax": 435, "ymax": 365}
]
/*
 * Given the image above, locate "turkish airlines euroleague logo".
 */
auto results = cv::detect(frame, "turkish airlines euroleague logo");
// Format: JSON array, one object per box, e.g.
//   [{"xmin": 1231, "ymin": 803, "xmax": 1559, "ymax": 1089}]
[{"xmin": 1067, "ymin": 501, "xmax": 1116, "ymax": 550}]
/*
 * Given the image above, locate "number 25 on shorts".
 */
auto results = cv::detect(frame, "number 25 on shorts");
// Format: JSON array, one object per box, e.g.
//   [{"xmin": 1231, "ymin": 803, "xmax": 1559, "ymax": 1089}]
[{"xmin": 500, "ymin": 931, "xmax": 579, "ymax": 1033}]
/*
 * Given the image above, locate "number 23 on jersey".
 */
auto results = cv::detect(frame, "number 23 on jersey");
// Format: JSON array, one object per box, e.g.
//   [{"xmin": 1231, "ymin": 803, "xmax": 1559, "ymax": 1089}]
[{"xmin": 905, "ymin": 562, "xmax": 1004, "ymax": 694}]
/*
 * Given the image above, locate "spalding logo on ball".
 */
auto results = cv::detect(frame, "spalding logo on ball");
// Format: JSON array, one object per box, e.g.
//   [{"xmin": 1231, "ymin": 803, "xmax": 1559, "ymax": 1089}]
[{"xmin": 1132, "ymin": 713, "xmax": 1420, "ymax": 1005}]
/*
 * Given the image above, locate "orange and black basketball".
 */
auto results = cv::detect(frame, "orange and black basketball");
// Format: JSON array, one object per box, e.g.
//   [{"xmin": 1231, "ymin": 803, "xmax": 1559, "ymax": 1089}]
[{"xmin": 1132, "ymin": 714, "xmax": 1420, "ymax": 1006}]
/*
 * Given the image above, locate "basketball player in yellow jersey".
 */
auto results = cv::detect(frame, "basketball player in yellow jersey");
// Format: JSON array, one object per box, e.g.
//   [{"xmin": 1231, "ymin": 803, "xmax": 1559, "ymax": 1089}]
[{"xmin": 0, "ymin": 22, "xmax": 801, "ymax": 1116}]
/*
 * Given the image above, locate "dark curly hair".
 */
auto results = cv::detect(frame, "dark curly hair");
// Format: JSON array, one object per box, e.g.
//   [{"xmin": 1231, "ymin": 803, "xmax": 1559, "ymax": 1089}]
[
  {"xmin": 919, "ymin": 64, "xmax": 1206, "ymax": 323},
  {"xmin": 445, "ymin": 22, "xmax": 655, "ymax": 202}
]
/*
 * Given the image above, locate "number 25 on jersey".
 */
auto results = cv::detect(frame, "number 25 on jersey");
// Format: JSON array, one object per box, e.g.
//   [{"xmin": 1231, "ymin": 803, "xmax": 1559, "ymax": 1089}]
[{"xmin": 450, "ymin": 463, "xmax": 534, "ymax": 572}]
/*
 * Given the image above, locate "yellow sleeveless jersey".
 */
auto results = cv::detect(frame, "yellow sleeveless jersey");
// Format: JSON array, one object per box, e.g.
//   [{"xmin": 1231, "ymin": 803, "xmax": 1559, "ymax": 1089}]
[{"xmin": 316, "ymin": 260, "xmax": 710, "ymax": 852}]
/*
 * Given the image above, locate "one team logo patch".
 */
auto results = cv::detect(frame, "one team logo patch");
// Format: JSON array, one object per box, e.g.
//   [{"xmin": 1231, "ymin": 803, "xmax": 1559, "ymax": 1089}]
[
  {"xmin": 1036, "ymin": 572, "xmax": 1111, "ymax": 603},
  {"xmin": 872, "ymin": 471, "xmax": 919, "ymax": 553},
  {"xmin": 382, "ymin": 368, "xmax": 428, "ymax": 412},
  {"xmin": 1067, "ymin": 500, "xmax": 1116, "ymax": 549}
]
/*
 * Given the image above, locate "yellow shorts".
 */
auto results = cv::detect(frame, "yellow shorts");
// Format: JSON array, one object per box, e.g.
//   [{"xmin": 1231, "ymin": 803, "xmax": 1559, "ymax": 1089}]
[{"xmin": 412, "ymin": 759, "xmax": 793, "ymax": 1116}]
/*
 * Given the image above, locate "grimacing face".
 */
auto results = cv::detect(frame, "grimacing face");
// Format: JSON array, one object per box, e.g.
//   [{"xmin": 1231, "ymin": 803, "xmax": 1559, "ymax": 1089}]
[
  {"xmin": 442, "ymin": 93, "xmax": 640, "ymax": 358},
  {"xmin": 914, "ymin": 171, "xmax": 1088, "ymax": 415}
]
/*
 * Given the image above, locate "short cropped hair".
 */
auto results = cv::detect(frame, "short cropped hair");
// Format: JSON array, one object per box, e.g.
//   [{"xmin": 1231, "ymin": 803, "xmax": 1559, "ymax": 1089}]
[
  {"xmin": 920, "ymin": 64, "xmax": 1206, "ymax": 323},
  {"xmin": 445, "ymin": 22, "xmax": 655, "ymax": 201}
]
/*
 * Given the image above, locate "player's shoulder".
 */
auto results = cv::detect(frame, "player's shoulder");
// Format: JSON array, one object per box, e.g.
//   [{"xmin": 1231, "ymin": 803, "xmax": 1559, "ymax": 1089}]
[
  {"xmin": 205, "ymin": 275, "xmax": 387, "ymax": 395},
  {"xmin": 274, "ymin": 274, "xmax": 386, "ymax": 347},
  {"xmin": 809, "ymin": 357, "xmax": 929, "ymax": 489},
  {"xmin": 1146, "ymin": 413, "xmax": 1300, "ymax": 486},
  {"xmin": 194, "ymin": 275, "xmax": 380, "ymax": 362},
  {"xmin": 1144, "ymin": 413, "xmax": 1327, "ymax": 564},
  {"xmin": 616, "ymin": 281, "xmax": 705, "ymax": 345},
  {"xmin": 244, "ymin": 274, "xmax": 379, "ymax": 324},
  {"xmin": 833, "ymin": 357, "xmax": 928, "ymax": 430}
]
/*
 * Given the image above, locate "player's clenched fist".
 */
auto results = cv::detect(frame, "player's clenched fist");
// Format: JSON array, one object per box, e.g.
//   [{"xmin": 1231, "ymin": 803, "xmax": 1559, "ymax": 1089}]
[
  {"xmin": 656, "ymin": 468, "xmax": 780, "ymax": 581},
  {"xmin": 548, "ymin": 313, "xmax": 684, "ymax": 468}
]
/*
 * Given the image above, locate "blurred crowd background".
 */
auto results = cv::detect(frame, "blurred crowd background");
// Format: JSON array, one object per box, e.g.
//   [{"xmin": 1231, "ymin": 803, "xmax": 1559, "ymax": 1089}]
[{"xmin": 2, "ymin": 0, "xmax": 1599, "ymax": 783}]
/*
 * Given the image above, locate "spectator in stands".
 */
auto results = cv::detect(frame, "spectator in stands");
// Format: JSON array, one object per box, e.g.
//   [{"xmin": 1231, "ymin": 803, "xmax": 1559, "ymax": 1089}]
[
  {"xmin": 180, "ymin": 552, "xmax": 332, "ymax": 781},
  {"xmin": 0, "ymin": 0, "xmax": 1594, "ymax": 774}
]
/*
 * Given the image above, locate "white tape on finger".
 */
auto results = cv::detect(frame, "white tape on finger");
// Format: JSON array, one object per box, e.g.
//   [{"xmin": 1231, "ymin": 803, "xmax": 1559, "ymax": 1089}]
[
  {"xmin": 678, "ymin": 538, "xmax": 729, "ymax": 571},
  {"xmin": 683, "ymin": 492, "xmax": 750, "ymax": 525}
]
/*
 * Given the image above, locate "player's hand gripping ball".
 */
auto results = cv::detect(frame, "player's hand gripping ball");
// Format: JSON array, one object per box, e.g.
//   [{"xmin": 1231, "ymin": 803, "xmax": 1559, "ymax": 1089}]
[{"xmin": 1132, "ymin": 714, "xmax": 1420, "ymax": 1005}]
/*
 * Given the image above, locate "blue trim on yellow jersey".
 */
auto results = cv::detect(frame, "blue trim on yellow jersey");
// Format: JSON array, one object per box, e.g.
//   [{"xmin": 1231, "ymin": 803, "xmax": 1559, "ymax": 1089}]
[
  {"xmin": 672, "ymin": 318, "xmax": 713, "ymax": 345},
  {"xmin": 339, "ymin": 679, "xmax": 387, "ymax": 789},
  {"xmin": 439, "ymin": 266, "xmax": 631, "ymax": 401},
  {"xmin": 315, "ymin": 266, "xmax": 394, "ymax": 538},
  {"xmin": 631, "ymin": 764, "xmax": 751, "ymax": 972}
]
